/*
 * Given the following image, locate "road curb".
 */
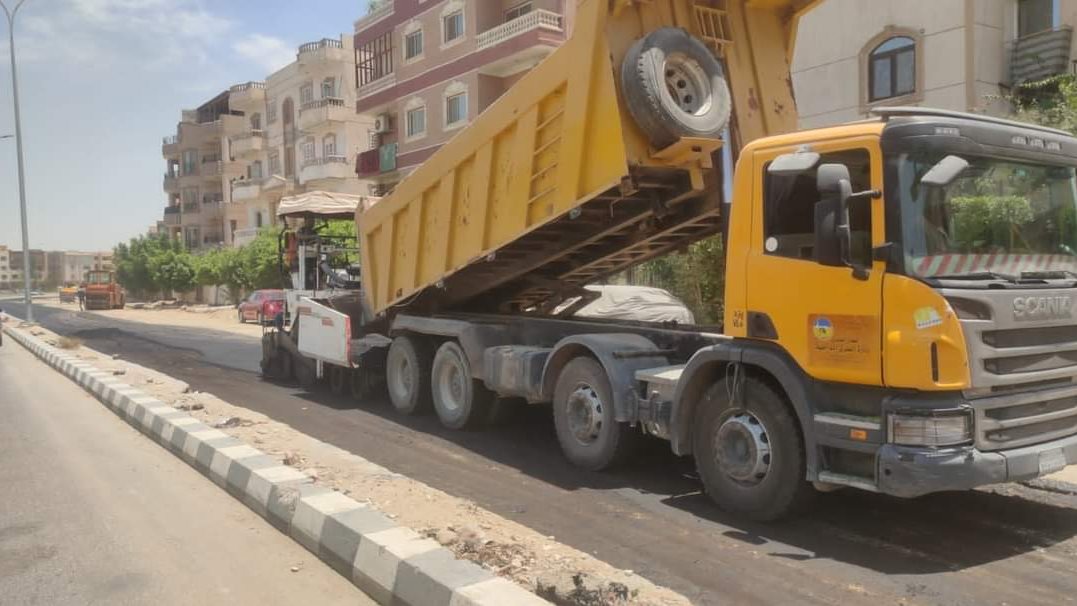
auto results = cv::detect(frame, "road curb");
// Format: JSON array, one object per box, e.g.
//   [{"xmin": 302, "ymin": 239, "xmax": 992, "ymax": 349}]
[{"xmin": 2, "ymin": 323, "xmax": 548, "ymax": 606}]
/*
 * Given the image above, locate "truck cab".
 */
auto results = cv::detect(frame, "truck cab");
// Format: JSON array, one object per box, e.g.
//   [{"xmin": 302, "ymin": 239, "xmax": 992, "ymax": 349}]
[{"xmin": 678, "ymin": 108, "xmax": 1077, "ymax": 507}]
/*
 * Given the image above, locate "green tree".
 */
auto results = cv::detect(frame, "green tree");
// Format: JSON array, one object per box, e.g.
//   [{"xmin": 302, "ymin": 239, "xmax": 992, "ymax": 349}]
[
  {"xmin": 149, "ymin": 249, "xmax": 196, "ymax": 295},
  {"xmin": 636, "ymin": 235, "xmax": 725, "ymax": 324}
]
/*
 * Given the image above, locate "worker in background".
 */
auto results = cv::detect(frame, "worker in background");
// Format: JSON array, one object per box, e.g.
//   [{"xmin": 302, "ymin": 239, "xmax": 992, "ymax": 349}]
[{"xmin": 76, "ymin": 284, "xmax": 86, "ymax": 311}]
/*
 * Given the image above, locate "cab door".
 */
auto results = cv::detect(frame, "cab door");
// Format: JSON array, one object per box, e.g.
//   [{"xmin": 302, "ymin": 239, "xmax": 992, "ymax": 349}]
[{"xmin": 742, "ymin": 138, "xmax": 886, "ymax": 386}]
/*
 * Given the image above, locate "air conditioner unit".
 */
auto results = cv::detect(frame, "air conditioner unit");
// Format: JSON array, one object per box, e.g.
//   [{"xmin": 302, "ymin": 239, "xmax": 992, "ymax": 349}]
[{"xmin": 373, "ymin": 114, "xmax": 392, "ymax": 133}]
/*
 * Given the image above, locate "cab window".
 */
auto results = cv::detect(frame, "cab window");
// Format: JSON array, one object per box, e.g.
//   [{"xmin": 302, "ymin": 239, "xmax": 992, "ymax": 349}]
[{"xmin": 763, "ymin": 149, "xmax": 872, "ymax": 266}]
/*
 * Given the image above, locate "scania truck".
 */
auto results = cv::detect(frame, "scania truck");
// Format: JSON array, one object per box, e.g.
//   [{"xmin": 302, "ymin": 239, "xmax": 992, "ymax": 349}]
[{"xmin": 262, "ymin": 0, "xmax": 1077, "ymax": 520}]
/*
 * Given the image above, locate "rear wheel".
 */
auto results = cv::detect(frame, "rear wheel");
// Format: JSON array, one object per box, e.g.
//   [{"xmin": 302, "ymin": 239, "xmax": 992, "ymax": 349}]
[
  {"xmin": 238, "ymin": 310, "xmax": 246, "ymax": 324},
  {"xmin": 552, "ymin": 357, "xmax": 639, "ymax": 471},
  {"xmin": 386, "ymin": 335, "xmax": 433, "ymax": 415},
  {"xmin": 294, "ymin": 354, "xmax": 319, "ymax": 390},
  {"xmin": 431, "ymin": 341, "xmax": 495, "ymax": 430},
  {"xmin": 328, "ymin": 365, "xmax": 348, "ymax": 395},
  {"xmin": 692, "ymin": 377, "xmax": 815, "ymax": 521}
]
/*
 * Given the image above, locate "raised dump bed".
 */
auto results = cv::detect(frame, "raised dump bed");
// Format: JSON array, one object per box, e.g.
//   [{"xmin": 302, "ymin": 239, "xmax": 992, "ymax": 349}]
[{"xmin": 357, "ymin": 0, "xmax": 812, "ymax": 319}]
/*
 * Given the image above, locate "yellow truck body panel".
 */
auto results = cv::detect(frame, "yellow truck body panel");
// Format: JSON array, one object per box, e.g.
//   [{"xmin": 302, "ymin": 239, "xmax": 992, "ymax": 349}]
[{"xmin": 358, "ymin": 0, "xmax": 820, "ymax": 318}]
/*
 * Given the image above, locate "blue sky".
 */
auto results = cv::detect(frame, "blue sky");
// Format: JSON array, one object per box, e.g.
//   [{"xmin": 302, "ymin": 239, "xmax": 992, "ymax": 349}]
[{"xmin": 0, "ymin": 0, "xmax": 370, "ymax": 251}]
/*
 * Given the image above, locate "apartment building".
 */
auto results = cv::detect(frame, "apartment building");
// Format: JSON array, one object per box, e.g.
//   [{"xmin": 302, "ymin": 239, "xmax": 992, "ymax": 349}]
[
  {"xmin": 61, "ymin": 251, "xmax": 114, "ymax": 284},
  {"xmin": 792, "ymin": 0, "xmax": 1077, "ymax": 128},
  {"xmin": 7, "ymin": 249, "xmax": 47, "ymax": 287},
  {"xmin": 161, "ymin": 92, "xmax": 246, "ymax": 250},
  {"xmin": 226, "ymin": 35, "xmax": 373, "ymax": 246},
  {"xmin": 353, "ymin": 0, "xmax": 572, "ymax": 193},
  {"xmin": 0, "ymin": 246, "xmax": 14, "ymax": 289}
]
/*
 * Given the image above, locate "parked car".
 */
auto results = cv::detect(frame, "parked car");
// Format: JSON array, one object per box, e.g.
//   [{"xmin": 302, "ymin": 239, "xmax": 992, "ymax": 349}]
[{"xmin": 237, "ymin": 289, "xmax": 285, "ymax": 325}]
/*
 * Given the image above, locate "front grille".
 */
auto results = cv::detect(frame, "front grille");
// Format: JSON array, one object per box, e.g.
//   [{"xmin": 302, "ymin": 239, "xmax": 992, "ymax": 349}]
[{"xmin": 973, "ymin": 386, "xmax": 1077, "ymax": 450}]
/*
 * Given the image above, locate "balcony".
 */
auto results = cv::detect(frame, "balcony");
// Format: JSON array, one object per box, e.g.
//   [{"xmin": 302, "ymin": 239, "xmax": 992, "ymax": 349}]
[
  {"xmin": 232, "ymin": 180, "xmax": 262, "ymax": 201},
  {"xmin": 354, "ymin": 1, "xmax": 393, "ymax": 33},
  {"xmin": 162, "ymin": 135, "xmax": 180, "ymax": 157},
  {"xmin": 357, "ymin": 72, "xmax": 396, "ymax": 102},
  {"xmin": 476, "ymin": 10, "xmax": 565, "ymax": 77},
  {"xmin": 229, "ymin": 81, "xmax": 266, "ymax": 107},
  {"xmin": 298, "ymin": 37, "xmax": 346, "ymax": 65},
  {"xmin": 298, "ymin": 97, "xmax": 350, "ymax": 130},
  {"xmin": 1011, "ymin": 26, "xmax": 1074, "ymax": 85},
  {"xmin": 299, "ymin": 155, "xmax": 352, "ymax": 184},
  {"xmin": 356, "ymin": 143, "xmax": 396, "ymax": 177},
  {"xmin": 202, "ymin": 158, "xmax": 224, "ymax": 179},
  {"xmin": 182, "ymin": 201, "xmax": 199, "ymax": 214},
  {"xmin": 231, "ymin": 131, "xmax": 265, "ymax": 157},
  {"xmin": 163, "ymin": 173, "xmax": 179, "ymax": 191},
  {"xmin": 163, "ymin": 206, "xmax": 181, "ymax": 226},
  {"xmin": 233, "ymin": 227, "xmax": 260, "ymax": 247}
]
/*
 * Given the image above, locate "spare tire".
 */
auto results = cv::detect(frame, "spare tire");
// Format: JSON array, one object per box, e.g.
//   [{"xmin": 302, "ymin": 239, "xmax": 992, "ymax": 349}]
[{"xmin": 621, "ymin": 27, "xmax": 731, "ymax": 150}]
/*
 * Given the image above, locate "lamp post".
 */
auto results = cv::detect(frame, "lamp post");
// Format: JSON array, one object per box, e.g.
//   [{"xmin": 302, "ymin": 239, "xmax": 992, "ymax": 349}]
[{"xmin": 1, "ymin": 0, "xmax": 32, "ymax": 322}]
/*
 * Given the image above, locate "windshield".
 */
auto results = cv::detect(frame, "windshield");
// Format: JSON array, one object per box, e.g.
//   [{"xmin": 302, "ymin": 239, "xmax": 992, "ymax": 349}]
[
  {"xmin": 894, "ymin": 152, "xmax": 1077, "ymax": 278},
  {"xmin": 86, "ymin": 272, "xmax": 111, "ymax": 285}
]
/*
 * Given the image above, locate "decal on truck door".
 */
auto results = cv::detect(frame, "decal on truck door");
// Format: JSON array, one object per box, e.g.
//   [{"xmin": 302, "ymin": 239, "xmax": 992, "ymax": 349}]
[{"xmin": 808, "ymin": 314, "xmax": 876, "ymax": 369}]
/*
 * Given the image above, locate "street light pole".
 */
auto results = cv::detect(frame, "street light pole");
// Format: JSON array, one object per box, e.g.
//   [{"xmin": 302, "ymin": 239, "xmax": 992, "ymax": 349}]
[{"xmin": 1, "ymin": 0, "xmax": 32, "ymax": 323}]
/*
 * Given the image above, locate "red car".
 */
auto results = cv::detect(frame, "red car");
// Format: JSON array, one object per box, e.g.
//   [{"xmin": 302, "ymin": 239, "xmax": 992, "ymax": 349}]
[{"xmin": 237, "ymin": 289, "xmax": 285, "ymax": 325}]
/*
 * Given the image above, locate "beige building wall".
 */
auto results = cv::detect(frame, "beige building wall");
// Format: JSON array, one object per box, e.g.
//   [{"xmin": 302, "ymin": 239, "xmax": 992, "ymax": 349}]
[
  {"xmin": 790, "ymin": 0, "xmax": 1077, "ymax": 129},
  {"xmin": 226, "ymin": 34, "xmax": 374, "ymax": 247}
]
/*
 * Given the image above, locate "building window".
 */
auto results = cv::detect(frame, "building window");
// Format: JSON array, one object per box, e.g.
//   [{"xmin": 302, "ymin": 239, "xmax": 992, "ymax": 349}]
[
  {"xmin": 267, "ymin": 101, "xmax": 278, "ymax": 123},
  {"xmin": 868, "ymin": 36, "xmax": 915, "ymax": 102},
  {"xmin": 250, "ymin": 113, "xmax": 262, "ymax": 131},
  {"xmin": 255, "ymin": 212, "xmax": 264, "ymax": 228},
  {"xmin": 446, "ymin": 91, "xmax": 467, "ymax": 127},
  {"xmin": 1019, "ymin": 0, "xmax": 1055, "ymax": 37},
  {"xmin": 405, "ymin": 29, "xmax": 423, "ymax": 61},
  {"xmin": 406, "ymin": 105, "xmax": 426, "ymax": 139},
  {"xmin": 443, "ymin": 10, "xmax": 464, "ymax": 45},
  {"xmin": 323, "ymin": 133, "xmax": 338, "ymax": 158},
  {"xmin": 300, "ymin": 83, "xmax": 314, "ymax": 105},
  {"xmin": 505, "ymin": 2, "xmax": 532, "ymax": 21},
  {"xmin": 250, "ymin": 160, "xmax": 263, "ymax": 179},
  {"xmin": 357, "ymin": 31, "xmax": 393, "ymax": 86},
  {"xmin": 302, "ymin": 137, "xmax": 316, "ymax": 163},
  {"xmin": 268, "ymin": 150, "xmax": 281, "ymax": 175},
  {"xmin": 182, "ymin": 149, "xmax": 198, "ymax": 175},
  {"xmin": 322, "ymin": 77, "xmax": 336, "ymax": 99}
]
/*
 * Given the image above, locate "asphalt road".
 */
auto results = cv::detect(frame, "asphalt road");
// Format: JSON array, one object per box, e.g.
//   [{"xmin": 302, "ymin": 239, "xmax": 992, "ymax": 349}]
[
  {"xmin": 6, "ymin": 301, "xmax": 1077, "ymax": 604},
  {"xmin": 0, "ymin": 332, "xmax": 374, "ymax": 605}
]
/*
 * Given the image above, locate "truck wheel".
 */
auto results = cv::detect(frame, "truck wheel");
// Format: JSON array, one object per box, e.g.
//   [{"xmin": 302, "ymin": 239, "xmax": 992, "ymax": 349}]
[
  {"xmin": 621, "ymin": 27, "xmax": 731, "ymax": 150},
  {"xmin": 386, "ymin": 335, "xmax": 433, "ymax": 415},
  {"xmin": 692, "ymin": 377, "xmax": 814, "ymax": 521},
  {"xmin": 350, "ymin": 367, "xmax": 385, "ymax": 402},
  {"xmin": 294, "ymin": 354, "xmax": 319, "ymax": 390},
  {"xmin": 431, "ymin": 341, "xmax": 495, "ymax": 430},
  {"xmin": 552, "ymin": 357, "xmax": 639, "ymax": 471},
  {"xmin": 328, "ymin": 365, "xmax": 348, "ymax": 395}
]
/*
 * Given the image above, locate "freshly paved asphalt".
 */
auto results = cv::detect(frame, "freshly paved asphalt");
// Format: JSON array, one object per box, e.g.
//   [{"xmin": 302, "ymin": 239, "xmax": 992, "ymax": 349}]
[
  {"xmin": 5, "ymin": 297, "xmax": 1077, "ymax": 604},
  {"xmin": 0, "ymin": 335, "xmax": 374, "ymax": 606}
]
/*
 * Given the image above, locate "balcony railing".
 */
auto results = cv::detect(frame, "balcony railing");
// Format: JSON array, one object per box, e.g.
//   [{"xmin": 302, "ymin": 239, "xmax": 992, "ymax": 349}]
[
  {"xmin": 162, "ymin": 135, "xmax": 180, "ymax": 145},
  {"xmin": 354, "ymin": 1, "xmax": 394, "ymax": 33},
  {"xmin": 357, "ymin": 144, "xmax": 396, "ymax": 176},
  {"xmin": 477, "ymin": 9, "xmax": 564, "ymax": 51},
  {"xmin": 163, "ymin": 173, "xmax": 179, "ymax": 189},
  {"xmin": 300, "ymin": 38, "xmax": 342, "ymax": 53},
  {"xmin": 182, "ymin": 202, "xmax": 199, "ymax": 214},
  {"xmin": 301, "ymin": 97, "xmax": 346, "ymax": 112},
  {"xmin": 229, "ymin": 81, "xmax": 266, "ymax": 93},
  {"xmin": 233, "ymin": 227, "xmax": 260, "ymax": 246},
  {"xmin": 1011, "ymin": 26, "xmax": 1074, "ymax": 85},
  {"xmin": 357, "ymin": 73, "xmax": 396, "ymax": 99}
]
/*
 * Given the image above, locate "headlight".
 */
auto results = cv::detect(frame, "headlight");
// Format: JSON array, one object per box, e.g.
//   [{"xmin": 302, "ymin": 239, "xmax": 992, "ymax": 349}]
[{"xmin": 888, "ymin": 410, "xmax": 972, "ymax": 447}]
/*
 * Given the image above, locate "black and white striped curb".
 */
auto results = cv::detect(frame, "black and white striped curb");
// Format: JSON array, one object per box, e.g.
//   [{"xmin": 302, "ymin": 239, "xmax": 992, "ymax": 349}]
[{"xmin": 3, "ymin": 323, "xmax": 548, "ymax": 606}]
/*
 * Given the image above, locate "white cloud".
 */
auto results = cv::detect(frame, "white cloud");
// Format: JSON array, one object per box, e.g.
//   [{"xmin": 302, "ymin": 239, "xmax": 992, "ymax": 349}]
[{"xmin": 232, "ymin": 34, "xmax": 296, "ymax": 74}]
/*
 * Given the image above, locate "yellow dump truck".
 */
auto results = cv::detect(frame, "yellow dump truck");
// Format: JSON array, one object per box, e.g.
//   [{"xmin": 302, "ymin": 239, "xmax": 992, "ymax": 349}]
[{"xmin": 263, "ymin": 0, "xmax": 1077, "ymax": 520}]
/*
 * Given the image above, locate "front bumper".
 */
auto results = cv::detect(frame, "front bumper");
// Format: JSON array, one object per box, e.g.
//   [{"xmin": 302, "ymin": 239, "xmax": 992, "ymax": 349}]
[{"xmin": 876, "ymin": 432, "xmax": 1077, "ymax": 498}]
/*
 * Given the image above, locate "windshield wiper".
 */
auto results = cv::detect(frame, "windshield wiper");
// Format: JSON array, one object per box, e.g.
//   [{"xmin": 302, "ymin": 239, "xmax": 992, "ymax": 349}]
[
  {"xmin": 1021, "ymin": 270, "xmax": 1077, "ymax": 280},
  {"xmin": 929, "ymin": 271, "xmax": 1017, "ymax": 282}
]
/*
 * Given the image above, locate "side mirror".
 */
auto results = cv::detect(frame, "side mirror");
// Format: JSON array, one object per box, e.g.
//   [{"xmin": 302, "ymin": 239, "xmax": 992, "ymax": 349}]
[{"xmin": 814, "ymin": 164, "xmax": 853, "ymax": 268}]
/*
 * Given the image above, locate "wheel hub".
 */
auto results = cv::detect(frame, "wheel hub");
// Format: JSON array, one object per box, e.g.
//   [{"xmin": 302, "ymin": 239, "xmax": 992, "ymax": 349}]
[
  {"xmin": 437, "ymin": 362, "xmax": 465, "ymax": 413},
  {"xmin": 566, "ymin": 385, "xmax": 604, "ymax": 445},
  {"xmin": 390, "ymin": 355, "xmax": 412, "ymax": 400},
  {"xmin": 663, "ymin": 53, "xmax": 711, "ymax": 116},
  {"xmin": 714, "ymin": 413, "xmax": 771, "ymax": 484}
]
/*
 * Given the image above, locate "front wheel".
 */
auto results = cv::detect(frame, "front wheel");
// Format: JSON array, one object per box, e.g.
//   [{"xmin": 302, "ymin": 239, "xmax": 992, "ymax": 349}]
[
  {"xmin": 692, "ymin": 377, "xmax": 815, "ymax": 521},
  {"xmin": 552, "ymin": 357, "xmax": 639, "ymax": 471},
  {"xmin": 238, "ymin": 311, "xmax": 246, "ymax": 324}
]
